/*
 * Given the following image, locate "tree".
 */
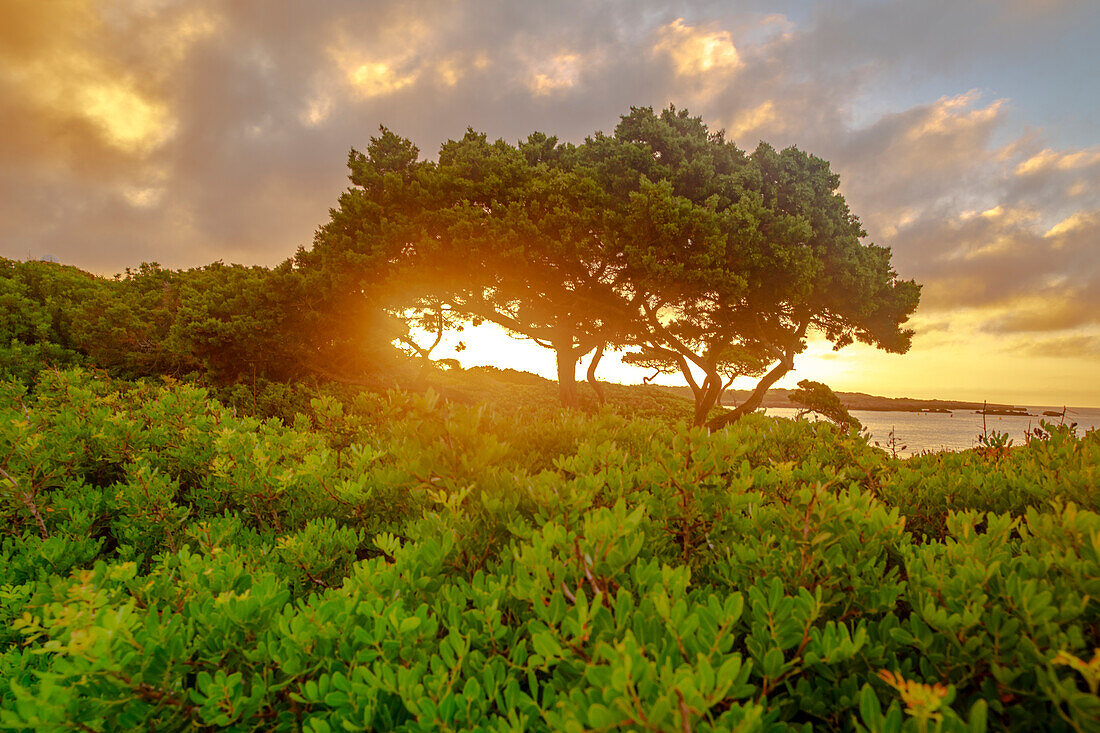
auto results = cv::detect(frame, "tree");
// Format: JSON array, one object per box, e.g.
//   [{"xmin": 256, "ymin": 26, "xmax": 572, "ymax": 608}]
[
  {"xmin": 320, "ymin": 128, "xmax": 637, "ymax": 408},
  {"xmin": 788, "ymin": 379, "xmax": 862, "ymax": 432},
  {"xmin": 0, "ymin": 258, "xmax": 95, "ymax": 381},
  {"xmin": 0, "ymin": 258, "xmax": 303, "ymax": 386},
  {"xmin": 623, "ymin": 341, "xmax": 770, "ymax": 425},
  {"xmin": 610, "ymin": 174, "xmax": 783, "ymax": 425},
  {"xmin": 572, "ymin": 106, "xmax": 920, "ymax": 427},
  {"xmin": 163, "ymin": 263, "xmax": 305, "ymax": 383},
  {"xmin": 706, "ymin": 140, "xmax": 920, "ymax": 429},
  {"xmin": 307, "ymin": 108, "xmax": 919, "ymax": 419},
  {"xmin": 291, "ymin": 128, "xmax": 438, "ymax": 385},
  {"xmin": 390, "ymin": 298, "xmax": 467, "ymax": 385}
]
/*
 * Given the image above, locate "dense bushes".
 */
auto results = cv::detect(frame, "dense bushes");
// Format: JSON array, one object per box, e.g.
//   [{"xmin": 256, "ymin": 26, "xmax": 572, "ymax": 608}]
[{"xmin": 1, "ymin": 370, "xmax": 1097, "ymax": 730}]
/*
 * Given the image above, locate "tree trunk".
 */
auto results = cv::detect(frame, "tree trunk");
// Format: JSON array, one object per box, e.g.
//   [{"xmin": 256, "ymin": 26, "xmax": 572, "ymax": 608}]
[
  {"xmin": 706, "ymin": 355, "xmax": 793, "ymax": 431},
  {"xmin": 587, "ymin": 343, "xmax": 606, "ymax": 406},
  {"xmin": 716, "ymin": 373, "xmax": 736, "ymax": 407},
  {"xmin": 675, "ymin": 353, "xmax": 702, "ymax": 404},
  {"xmin": 556, "ymin": 346, "xmax": 580, "ymax": 408},
  {"xmin": 692, "ymin": 371, "xmax": 723, "ymax": 427}
]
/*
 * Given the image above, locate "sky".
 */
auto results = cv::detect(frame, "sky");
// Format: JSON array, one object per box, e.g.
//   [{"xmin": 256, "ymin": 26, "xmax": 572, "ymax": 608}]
[{"xmin": 1, "ymin": 0, "xmax": 1098, "ymax": 407}]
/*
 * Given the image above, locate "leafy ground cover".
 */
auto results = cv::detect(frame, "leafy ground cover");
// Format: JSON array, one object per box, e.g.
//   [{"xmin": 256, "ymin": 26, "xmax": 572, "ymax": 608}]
[{"xmin": 1, "ymin": 370, "xmax": 1097, "ymax": 731}]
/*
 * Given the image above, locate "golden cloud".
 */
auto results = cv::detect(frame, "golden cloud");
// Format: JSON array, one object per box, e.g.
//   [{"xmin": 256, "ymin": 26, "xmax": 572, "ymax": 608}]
[
  {"xmin": 120, "ymin": 184, "xmax": 166, "ymax": 208},
  {"xmin": 347, "ymin": 62, "xmax": 420, "ymax": 97},
  {"xmin": 300, "ymin": 95, "xmax": 334, "ymax": 127},
  {"xmin": 0, "ymin": 1, "xmax": 180, "ymax": 154},
  {"xmin": 86, "ymin": 84, "xmax": 174, "ymax": 151},
  {"xmin": 993, "ymin": 293, "xmax": 1097, "ymax": 332},
  {"xmin": 1044, "ymin": 210, "xmax": 1097, "ymax": 239},
  {"xmin": 727, "ymin": 101, "xmax": 778, "ymax": 140},
  {"xmin": 155, "ymin": 8, "xmax": 220, "ymax": 70},
  {"xmin": 1016, "ymin": 146, "xmax": 1100, "ymax": 176},
  {"xmin": 327, "ymin": 20, "xmax": 429, "ymax": 100},
  {"xmin": 977, "ymin": 204, "xmax": 1040, "ymax": 227},
  {"xmin": 14, "ymin": 56, "xmax": 175, "ymax": 153},
  {"xmin": 436, "ymin": 58, "xmax": 462, "ymax": 87},
  {"xmin": 906, "ymin": 90, "xmax": 1004, "ymax": 140},
  {"xmin": 1015, "ymin": 333, "xmax": 1100, "ymax": 359},
  {"xmin": 653, "ymin": 18, "xmax": 742, "ymax": 77},
  {"xmin": 528, "ymin": 52, "xmax": 583, "ymax": 96},
  {"xmin": 326, "ymin": 23, "xmax": 491, "ymax": 103}
]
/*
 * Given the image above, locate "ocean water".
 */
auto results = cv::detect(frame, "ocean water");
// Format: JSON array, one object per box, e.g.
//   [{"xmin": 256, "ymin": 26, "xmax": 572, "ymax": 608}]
[{"xmin": 762, "ymin": 406, "xmax": 1100, "ymax": 458}]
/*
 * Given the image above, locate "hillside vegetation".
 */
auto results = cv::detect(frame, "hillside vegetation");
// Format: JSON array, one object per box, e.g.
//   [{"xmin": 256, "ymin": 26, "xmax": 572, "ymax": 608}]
[
  {"xmin": 1, "ymin": 103, "xmax": 922, "ymax": 428},
  {"xmin": 2, "ymin": 370, "xmax": 1097, "ymax": 731}
]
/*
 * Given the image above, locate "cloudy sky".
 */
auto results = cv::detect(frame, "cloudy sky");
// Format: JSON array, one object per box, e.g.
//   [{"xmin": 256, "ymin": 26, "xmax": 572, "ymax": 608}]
[{"xmin": 2, "ymin": 0, "xmax": 1098, "ymax": 406}]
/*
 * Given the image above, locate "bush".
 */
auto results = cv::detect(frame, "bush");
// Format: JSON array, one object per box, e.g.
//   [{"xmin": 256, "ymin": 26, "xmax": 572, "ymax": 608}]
[{"xmin": 1, "ymin": 370, "xmax": 1097, "ymax": 730}]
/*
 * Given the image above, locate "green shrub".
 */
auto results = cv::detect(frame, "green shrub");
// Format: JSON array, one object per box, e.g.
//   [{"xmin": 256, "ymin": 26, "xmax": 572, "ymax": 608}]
[{"xmin": 1, "ymin": 370, "xmax": 1097, "ymax": 730}]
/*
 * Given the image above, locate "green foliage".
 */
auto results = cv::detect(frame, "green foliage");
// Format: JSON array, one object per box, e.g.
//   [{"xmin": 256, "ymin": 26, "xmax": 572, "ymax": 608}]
[
  {"xmin": 0, "ymin": 254, "xmax": 409, "ymax": 392},
  {"xmin": 309, "ymin": 106, "xmax": 919, "ymax": 417},
  {"xmin": 880, "ymin": 421, "xmax": 1099, "ymax": 539},
  {"xmin": 0, "ymin": 259, "xmax": 95, "ymax": 381},
  {"xmin": 789, "ymin": 378, "xmax": 864, "ymax": 432},
  {"xmin": 1, "ymin": 370, "xmax": 1097, "ymax": 730}
]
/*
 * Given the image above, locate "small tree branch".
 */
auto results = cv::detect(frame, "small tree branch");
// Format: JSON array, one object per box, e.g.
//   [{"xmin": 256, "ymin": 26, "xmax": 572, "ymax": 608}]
[{"xmin": 587, "ymin": 342, "xmax": 606, "ymax": 405}]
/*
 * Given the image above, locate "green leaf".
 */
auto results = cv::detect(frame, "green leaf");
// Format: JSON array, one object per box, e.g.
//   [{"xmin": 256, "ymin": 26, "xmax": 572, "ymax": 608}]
[{"xmin": 762, "ymin": 648, "xmax": 785, "ymax": 679}]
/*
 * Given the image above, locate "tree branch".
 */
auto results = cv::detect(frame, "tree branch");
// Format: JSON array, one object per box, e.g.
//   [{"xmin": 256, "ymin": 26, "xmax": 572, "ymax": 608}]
[{"xmin": 587, "ymin": 342, "xmax": 606, "ymax": 405}]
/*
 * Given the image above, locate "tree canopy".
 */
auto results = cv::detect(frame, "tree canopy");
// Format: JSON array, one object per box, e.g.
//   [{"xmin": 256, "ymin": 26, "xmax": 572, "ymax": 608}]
[
  {"xmin": 1, "ymin": 105, "xmax": 920, "ymax": 429},
  {"xmin": 309, "ymin": 106, "xmax": 920, "ymax": 424},
  {"xmin": 788, "ymin": 379, "xmax": 863, "ymax": 432}
]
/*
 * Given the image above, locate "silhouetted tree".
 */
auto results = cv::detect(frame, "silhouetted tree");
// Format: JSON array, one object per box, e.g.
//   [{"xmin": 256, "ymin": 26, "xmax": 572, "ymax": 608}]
[{"xmin": 788, "ymin": 379, "xmax": 862, "ymax": 432}]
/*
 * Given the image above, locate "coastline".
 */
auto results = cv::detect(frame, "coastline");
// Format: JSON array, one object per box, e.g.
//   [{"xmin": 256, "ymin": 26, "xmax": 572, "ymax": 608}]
[{"xmin": 658, "ymin": 385, "xmax": 1089, "ymax": 415}]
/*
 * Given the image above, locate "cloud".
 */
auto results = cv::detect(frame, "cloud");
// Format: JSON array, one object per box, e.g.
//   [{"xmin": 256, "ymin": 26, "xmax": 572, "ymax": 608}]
[
  {"xmin": 0, "ymin": 1, "xmax": 225, "ymax": 158},
  {"xmin": 527, "ymin": 52, "xmax": 585, "ymax": 96},
  {"xmin": 1016, "ymin": 147, "xmax": 1100, "ymax": 176},
  {"xmin": 652, "ymin": 18, "xmax": 742, "ymax": 77},
  {"xmin": 728, "ymin": 101, "xmax": 779, "ymax": 139},
  {"xmin": 0, "ymin": 0, "xmax": 1097, "ymax": 368},
  {"xmin": 1045, "ymin": 210, "xmax": 1097, "ymax": 239},
  {"xmin": 887, "ymin": 203, "xmax": 1098, "ymax": 320},
  {"xmin": 1014, "ymin": 333, "xmax": 1100, "ymax": 358},
  {"xmin": 993, "ymin": 294, "xmax": 1098, "ymax": 332}
]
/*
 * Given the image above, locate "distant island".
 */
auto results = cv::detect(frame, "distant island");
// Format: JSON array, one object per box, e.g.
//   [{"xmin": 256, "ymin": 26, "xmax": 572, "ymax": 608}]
[{"xmin": 660, "ymin": 386, "xmax": 1038, "ymax": 414}]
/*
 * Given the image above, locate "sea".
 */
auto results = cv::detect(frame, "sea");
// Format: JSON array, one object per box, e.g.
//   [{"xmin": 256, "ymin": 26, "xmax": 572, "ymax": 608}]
[{"xmin": 762, "ymin": 406, "xmax": 1100, "ymax": 458}]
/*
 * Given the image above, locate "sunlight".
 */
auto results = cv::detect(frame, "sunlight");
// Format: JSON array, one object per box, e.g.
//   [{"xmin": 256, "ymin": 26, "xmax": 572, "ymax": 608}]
[
  {"xmin": 906, "ymin": 90, "xmax": 1003, "ymax": 140},
  {"xmin": 407, "ymin": 320, "xmax": 863, "ymax": 392},
  {"xmin": 14, "ymin": 52, "xmax": 174, "ymax": 153},
  {"xmin": 528, "ymin": 52, "xmax": 582, "ymax": 96},
  {"xmin": 727, "ymin": 101, "xmax": 778, "ymax": 140},
  {"xmin": 1016, "ymin": 146, "xmax": 1100, "ymax": 176},
  {"xmin": 347, "ymin": 62, "xmax": 418, "ymax": 97},
  {"xmin": 404, "ymin": 314, "xmax": 1100, "ymax": 408},
  {"xmin": 653, "ymin": 18, "xmax": 741, "ymax": 77},
  {"xmin": 79, "ymin": 81, "xmax": 173, "ymax": 152}
]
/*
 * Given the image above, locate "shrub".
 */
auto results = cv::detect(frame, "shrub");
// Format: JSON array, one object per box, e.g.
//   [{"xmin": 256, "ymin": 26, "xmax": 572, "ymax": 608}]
[{"xmin": 1, "ymin": 370, "xmax": 1097, "ymax": 730}]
